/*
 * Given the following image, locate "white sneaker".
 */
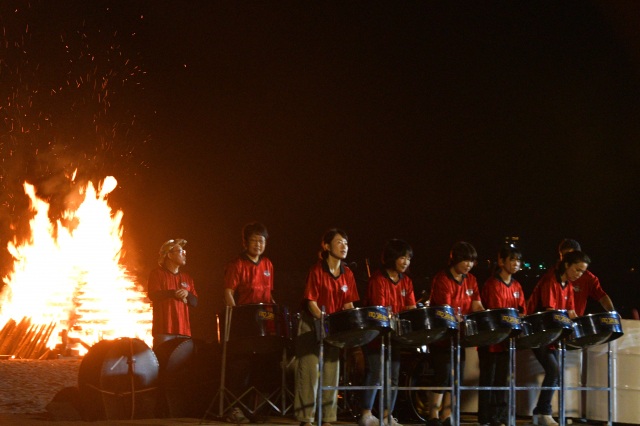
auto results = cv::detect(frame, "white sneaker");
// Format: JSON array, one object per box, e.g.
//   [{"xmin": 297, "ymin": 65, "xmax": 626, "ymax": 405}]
[
  {"xmin": 359, "ymin": 413, "xmax": 380, "ymax": 426},
  {"xmin": 383, "ymin": 417, "xmax": 402, "ymax": 426},
  {"xmin": 532, "ymin": 414, "xmax": 558, "ymax": 426},
  {"xmin": 226, "ymin": 407, "xmax": 250, "ymax": 424}
]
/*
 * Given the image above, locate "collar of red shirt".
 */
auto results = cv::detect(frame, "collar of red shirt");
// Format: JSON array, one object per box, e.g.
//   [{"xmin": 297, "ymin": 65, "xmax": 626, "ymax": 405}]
[
  {"xmin": 321, "ymin": 258, "xmax": 345, "ymax": 277},
  {"xmin": 382, "ymin": 268, "xmax": 404, "ymax": 282},
  {"xmin": 445, "ymin": 269, "xmax": 467, "ymax": 284},
  {"xmin": 241, "ymin": 252, "xmax": 263, "ymax": 265}
]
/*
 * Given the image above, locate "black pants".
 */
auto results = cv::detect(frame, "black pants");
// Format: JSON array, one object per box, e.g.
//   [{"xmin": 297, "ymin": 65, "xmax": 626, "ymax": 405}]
[
  {"xmin": 477, "ymin": 347, "xmax": 509, "ymax": 423},
  {"xmin": 429, "ymin": 342, "xmax": 464, "ymax": 394},
  {"xmin": 532, "ymin": 346, "xmax": 560, "ymax": 415}
]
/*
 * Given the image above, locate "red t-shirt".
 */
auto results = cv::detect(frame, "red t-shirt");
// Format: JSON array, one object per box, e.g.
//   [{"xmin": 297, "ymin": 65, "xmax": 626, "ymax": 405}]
[
  {"xmin": 148, "ymin": 266, "xmax": 197, "ymax": 336},
  {"xmin": 481, "ymin": 275, "xmax": 527, "ymax": 314},
  {"xmin": 481, "ymin": 275, "xmax": 527, "ymax": 352},
  {"xmin": 303, "ymin": 260, "xmax": 359, "ymax": 315},
  {"xmin": 224, "ymin": 254, "xmax": 274, "ymax": 305},
  {"xmin": 430, "ymin": 269, "xmax": 481, "ymax": 315},
  {"xmin": 571, "ymin": 270, "xmax": 607, "ymax": 316},
  {"xmin": 526, "ymin": 269, "xmax": 575, "ymax": 314},
  {"xmin": 367, "ymin": 269, "xmax": 416, "ymax": 313}
]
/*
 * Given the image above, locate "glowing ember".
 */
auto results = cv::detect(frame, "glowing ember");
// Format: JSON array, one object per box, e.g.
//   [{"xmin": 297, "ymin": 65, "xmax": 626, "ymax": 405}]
[{"xmin": 0, "ymin": 176, "xmax": 152, "ymax": 356}]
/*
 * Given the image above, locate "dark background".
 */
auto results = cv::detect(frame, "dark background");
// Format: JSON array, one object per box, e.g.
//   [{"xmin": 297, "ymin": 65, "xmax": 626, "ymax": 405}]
[{"xmin": 1, "ymin": 1, "xmax": 639, "ymax": 342}]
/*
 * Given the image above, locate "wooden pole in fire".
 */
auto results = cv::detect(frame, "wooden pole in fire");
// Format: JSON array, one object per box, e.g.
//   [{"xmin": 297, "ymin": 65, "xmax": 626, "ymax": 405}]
[
  {"xmin": 29, "ymin": 322, "xmax": 56, "ymax": 359},
  {"xmin": 4, "ymin": 318, "xmax": 33, "ymax": 356},
  {"xmin": 15, "ymin": 323, "xmax": 39, "ymax": 358},
  {"xmin": 0, "ymin": 318, "xmax": 23, "ymax": 354},
  {"xmin": 22, "ymin": 322, "xmax": 52, "ymax": 359},
  {"xmin": 0, "ymin": 319, "xmax": 16, "ymax": 341},
  {"xmin": 22, "ymin": 323, "xmax": 46, "ymax": 359},
  {"xmin": 0, "ymin": 319, "xmax": 17, "ymax": 354}
]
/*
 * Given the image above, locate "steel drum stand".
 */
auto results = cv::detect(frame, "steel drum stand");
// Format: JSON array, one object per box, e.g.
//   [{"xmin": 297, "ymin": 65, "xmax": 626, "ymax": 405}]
[
  {"xmin": 317, "ymin": 309, "xmax": 327, "ymax": 426},
  {"xmin": 454, "ymin": 329, "xmax": 464, "ymax": 426},
  {"xmin": 201, "ymin": 305, "xmax": 290, "ymax": 424},
  {"xmin": 559, "ymin": 340, "xmax": 567, "ymax": 426},
  {"xmin": 507, "ymin": 338, "xmax": 608, "ymax": 426},
  {"xmin": 562, "ymin": 342, "xmax": 614, "ymax": 426},
  {"xmin": 201, "ymin": 305, "xmax": 236, "ymax": 423},
  {"xmin": 335, "ymin": 347, "xmax": 365, "ymax": 419},
  {"xmin": 278, "ymin": 346, "xmax": 295, "ymax": 415},
  {"xmin": 497, "ymin": 339, "xmax": 566, "ymax": 426},
  {"xmin": 382, "ymin": 332, "xmax": 392, "ymax": 426},
  {"xmin": 427, "ymin": 336, "xmax": 614, "ymax": 426},
  {"xmin": 508, "ymin": 337, "xmax": 516, "ymax": 426},
  {"xmin": 317, "ymin": 308, "xmax": 388, "ymax": 426},
  {"xmin": 390, "ymin": 335, "xmax": 456, "ymax": 424},
  {"xmin": 455, "ymin": 337, "xmax": 518, "ymax": 426}
]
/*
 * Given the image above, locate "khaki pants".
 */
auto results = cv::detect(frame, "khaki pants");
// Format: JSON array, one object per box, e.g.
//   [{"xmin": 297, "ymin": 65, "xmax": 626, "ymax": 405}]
[{"xmin": 294, "ymin": 312, "xmax": 340, "ymax": 423}]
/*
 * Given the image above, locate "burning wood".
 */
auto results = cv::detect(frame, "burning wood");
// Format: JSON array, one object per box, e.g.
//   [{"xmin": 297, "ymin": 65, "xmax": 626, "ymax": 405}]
[
  {"xmin": 0, "ymin": 177, "xmax": 153, "ymax": 357},
  {"xmin": 0, "ymin": 317, "xmax": 57, "ymax": 359}
]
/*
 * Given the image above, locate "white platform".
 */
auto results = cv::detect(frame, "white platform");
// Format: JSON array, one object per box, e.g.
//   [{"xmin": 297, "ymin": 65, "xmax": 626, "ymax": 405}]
[{"xmin": 586, "ymin": 319, "xmax": 640, "ymax": 424}]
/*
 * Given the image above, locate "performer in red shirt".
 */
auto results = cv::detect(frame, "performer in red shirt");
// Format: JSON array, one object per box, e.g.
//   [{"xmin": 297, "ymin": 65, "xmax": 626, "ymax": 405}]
[
  {"xmin": 295, "ymin": 229, "xmax": 359, "ymax": 426},
  {"xmin": 555, "ymin": 239, "xmax": 615, "ymax": 425},
  {"xmin": 556, "ymin": 239, "xmax": 614, "ymax": 316},
  {"xmin": 360, "ymin": 239, "xmax": 416, "ymax": 426},
  {"xmin": 526, "ymin": 250, "xmax": 589, "ymax": 426},
  {"xmin": 147, "ymin": 238, "xmax": 198, "ymax": 349},
  {"xmin": 223, "ymin": 222, "xmax": 275, "ymax": 423},
  {"xmin": 224, "ymin": 222, "xmax": 274, "ymax": 306},
  {"xmin": 427, "ymin": 242, "xmax": 485, "ymax": 426},
  {"xmin": 477, "ymin": 244, "xmax": 526, "ymax": 426}
]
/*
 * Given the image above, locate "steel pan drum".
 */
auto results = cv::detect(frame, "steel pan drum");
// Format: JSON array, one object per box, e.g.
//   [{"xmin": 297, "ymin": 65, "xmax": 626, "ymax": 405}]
[
  {"xmin": 322, "ymin": 306, "xmax": 392, "ymax": 348},
  {"xmin": 227, "ymin": 303, "xmax": 289, "ymax": 354},
  {"xmin": 566, "ymin": 311, "xmax": 624, "ymax": 349},
  {"xmin": 516, "ymin": 309, "xmax": 574, "ymax": 349},
  {"xmin": 393, "ymin": 305, "xmax": 459, "ymax": 346},
  {"xmin": 462, "ymin": 308, "xmax": 521, "ymax": 347},
  {"xmin": 78, "ymin": 337, "xmax": 159, "ymax": 421}
]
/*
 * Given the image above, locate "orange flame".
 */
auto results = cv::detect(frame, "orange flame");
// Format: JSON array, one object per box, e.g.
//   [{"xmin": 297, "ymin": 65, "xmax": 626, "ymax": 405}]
[{"xmin": 0, "ymin": 176, "xmax": 152, "ymax": 355}]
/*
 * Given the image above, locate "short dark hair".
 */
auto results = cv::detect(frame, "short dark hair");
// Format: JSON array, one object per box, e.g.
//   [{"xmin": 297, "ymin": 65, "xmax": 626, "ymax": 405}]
[
  {"xmin": 558, "ymin": 238, "xmax": 581, "ymax": 254},
  {"xmin": 559, "ymin": 250, "xmax": 591, "ymax": 274},
  {"xmin": 382, "ymin": 239, "xmax": 413, "ymax": 269},
  {"xmin": 498, "ymin": 244, "xmax": 522, "ymax": 262},
  {"xmin": 242, "ymin": 222, "xmax": 268, "ymax": 244},
  {"xmin": 449, "ymin": 241, "xmax": 477, "ymax": 266},
  {"xmin": 320, "ymin": 228, "xmax": 348, "ymax": 259}
]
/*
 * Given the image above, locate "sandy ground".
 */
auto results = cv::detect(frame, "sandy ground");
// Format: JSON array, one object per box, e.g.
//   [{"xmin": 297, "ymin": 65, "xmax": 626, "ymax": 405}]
[
  {"xmin": 0, "ymin": 413, "xmax": 300, "ymax": 425},
  {"xmin": 0, "ymin": 358, "xmax": 80, "ymax": 415},
  {"xmin": 0, "ymin": 358, "xmax": 607, "ymax": 426},
  {"xmin": 0, "ymin": 357, "xmax": 303, "ymax": 425}
]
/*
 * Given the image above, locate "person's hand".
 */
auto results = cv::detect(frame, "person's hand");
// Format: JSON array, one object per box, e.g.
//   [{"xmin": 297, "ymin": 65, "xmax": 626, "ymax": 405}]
[{"xmin": 175, "ymin": 289, "xmax": 188, "ymax": 300}]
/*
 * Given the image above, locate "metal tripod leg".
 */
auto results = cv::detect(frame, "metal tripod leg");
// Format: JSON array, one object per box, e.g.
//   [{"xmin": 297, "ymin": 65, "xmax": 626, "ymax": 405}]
[{"xmin": 201, "ymin": 306, "xmax": 235, "ymax": 423}]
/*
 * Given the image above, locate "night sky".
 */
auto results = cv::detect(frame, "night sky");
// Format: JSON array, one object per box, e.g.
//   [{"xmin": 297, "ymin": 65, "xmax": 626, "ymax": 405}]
[{"xmin": 1, "ymin": 1, "xmax": 640, "ymax": 341}]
